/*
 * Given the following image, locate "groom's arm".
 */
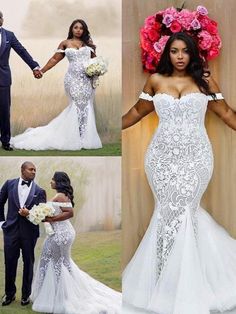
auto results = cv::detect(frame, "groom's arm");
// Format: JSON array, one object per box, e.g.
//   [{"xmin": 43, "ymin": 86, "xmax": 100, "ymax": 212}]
[
  {"xmin": 19, "ymin": 188, "xmax": 46, "ymax": 218},
  {"xmin": 10, "ymin": 32, "xmax": 39, "ymax": 70},
  {"xmin": 0, "ymin": 181, "xmax": 9, "ymax": 221},
  {"xmin": 38, "ymin": 189, "xmax": 47, "ymax": 204}
]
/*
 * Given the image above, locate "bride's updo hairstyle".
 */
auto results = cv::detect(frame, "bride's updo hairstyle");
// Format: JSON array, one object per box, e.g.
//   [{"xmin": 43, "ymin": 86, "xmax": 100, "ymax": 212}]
[
  {"xmin": 156, "ymin": 32, "xmax": 213, "ymax": 96},
  {"xmin": 67, "ymin": 19, "xmax": 96, "ymax": 51},
  {"xmin": 53, "ymin": 171, "xmax": 74, "ymax": 206}
]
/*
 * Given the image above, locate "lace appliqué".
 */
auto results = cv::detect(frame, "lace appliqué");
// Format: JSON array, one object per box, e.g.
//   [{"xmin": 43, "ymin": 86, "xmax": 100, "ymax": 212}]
[
  {"xmin": 144, "ymin": 93, "xmax": 214, "ymax": 279},
  {"xmin": 64, "ymin": 47, "xmax": 94, "ymax": 139},
  {"xmin": 33, "ymin": 202, "xmax": 75, "ymax": 293}
]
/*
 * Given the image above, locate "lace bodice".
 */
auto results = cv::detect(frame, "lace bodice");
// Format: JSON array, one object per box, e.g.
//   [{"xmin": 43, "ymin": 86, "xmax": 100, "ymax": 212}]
[
  {"xmin": 63, "ymin": 47, "xmax": 96, "ymax": 140},
  {"xmin": 64, "ymin": 47, "xmax": 93, "ymax": 74},
  {"xmin": 144, "ymin": 93, "xmax": 214, "ymax": 277}
]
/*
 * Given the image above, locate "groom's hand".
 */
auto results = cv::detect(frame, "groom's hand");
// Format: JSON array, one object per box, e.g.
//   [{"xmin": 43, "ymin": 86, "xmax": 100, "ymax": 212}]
[
  {"xmin": 33, "ymin": 69, "xmax": 43, "ymax": 79},
  {"xmin": 19, "ymin": 207, "xmax": 29, "ymax": 217}
]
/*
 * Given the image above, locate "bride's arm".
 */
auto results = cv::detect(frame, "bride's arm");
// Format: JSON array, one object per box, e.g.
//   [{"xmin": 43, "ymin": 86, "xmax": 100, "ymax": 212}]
[
  {"xmin": 45, "ymin": 193, "xmax": 73, "ymax": 222},
  {"xmin": 41, "ymin": 41, "xmax": 66, "ymax": 74},
  {"xmin": 122, "ymin": 75, "xmax": 156, "ymax": 130},
  {"xmin": 207, "ymin": 76, "xmax": 236, "ymax": 130}
]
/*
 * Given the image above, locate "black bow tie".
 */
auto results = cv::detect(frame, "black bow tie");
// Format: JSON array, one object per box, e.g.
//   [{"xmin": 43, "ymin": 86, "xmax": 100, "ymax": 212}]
[{"xmin": 21, "ymin": 180, "xmax": 31, "ymax": 187}]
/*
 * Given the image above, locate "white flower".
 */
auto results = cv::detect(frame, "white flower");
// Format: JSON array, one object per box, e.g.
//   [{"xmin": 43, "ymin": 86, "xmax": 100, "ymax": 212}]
[
  {"xmin": 85, "ymin": 56, "xmax": 108, "ymax": 77},
  {"xmin": 28, "ymin": 203, "xmax": 55, "ymax": 225},
  {"xmin": 43, "ymin": 222, "xmax": 55, "ymax": 236}
]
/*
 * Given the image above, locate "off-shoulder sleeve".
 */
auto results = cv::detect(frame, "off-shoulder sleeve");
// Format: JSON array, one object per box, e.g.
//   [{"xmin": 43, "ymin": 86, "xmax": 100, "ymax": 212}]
[
  {"xmin": 55, "ymin": 49, "xmax": 65, "ymax": 53},
  {"xmin": 52, "ymin": 202, "xmax": 72, "ymax": 207},
  {"xmin": 207, "ymin": 93, "xmax": 224, "ymax": 101},
  {"xmin": 139, "ymin": 92, "xmax": 153, "ymax": 101},
  {"xmin": 87, "ymin": 46, "xmax": 95, "ymax": 54}
]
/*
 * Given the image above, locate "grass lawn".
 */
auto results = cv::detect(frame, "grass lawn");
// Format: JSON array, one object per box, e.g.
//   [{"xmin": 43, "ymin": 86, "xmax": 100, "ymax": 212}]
[
  {"xmin": 0, "ymin": 230, "xmax": 121, "ymax": 314},
  {"xmin": 0, "ymin": 142, "xmax": 121, "ymax": 157}
]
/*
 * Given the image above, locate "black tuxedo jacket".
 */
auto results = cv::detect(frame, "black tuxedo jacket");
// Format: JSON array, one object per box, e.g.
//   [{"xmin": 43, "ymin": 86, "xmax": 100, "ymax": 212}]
[{"xmin": 0, "ymin": 178, "xmax": 46, "ymax": 240}]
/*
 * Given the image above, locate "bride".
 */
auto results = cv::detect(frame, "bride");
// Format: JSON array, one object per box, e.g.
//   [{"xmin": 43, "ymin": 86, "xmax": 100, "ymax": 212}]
[
  {"xmin": 11, "ymin": 19, "xmax": 102, "ymax": 151},
  {"xmin": 21, "ymin": 171, "xmax": 121, "ymax": 313},
  {"xmin": 122, "ymin": 32, "xmax": 236, "ymax": 314}
]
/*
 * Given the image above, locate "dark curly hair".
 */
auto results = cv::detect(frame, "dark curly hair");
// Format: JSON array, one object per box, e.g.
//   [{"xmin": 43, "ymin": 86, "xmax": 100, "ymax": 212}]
[
  {"xmin": 67, "ymin": 19, "xmax": 96, "ymax": 52},
  {"xmin": 156, "ymin": 32, "xmax": 214, "ymax": 97},
  {"xmin": 53, "ymin": 172, "xmax": 74, "ymax": 206}
]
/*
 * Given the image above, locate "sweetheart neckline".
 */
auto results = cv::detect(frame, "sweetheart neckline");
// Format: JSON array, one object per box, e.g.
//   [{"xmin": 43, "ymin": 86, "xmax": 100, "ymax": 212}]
[
  {"xmin": 153, "ymin": 92, "xmax": 207, "ymax": 101},
  {"xmin": 65, "ymin": 46, "xmax": 87, "ymax": 51}
]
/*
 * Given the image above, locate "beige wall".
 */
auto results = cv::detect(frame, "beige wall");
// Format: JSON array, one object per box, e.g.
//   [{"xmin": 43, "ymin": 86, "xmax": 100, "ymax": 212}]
[{"xmin": 122, "ymin": 0, "xmax": 236, "ymax": 268}]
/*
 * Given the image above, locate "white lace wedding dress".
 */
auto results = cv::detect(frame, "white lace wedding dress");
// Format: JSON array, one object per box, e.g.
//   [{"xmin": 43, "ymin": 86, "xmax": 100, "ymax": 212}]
[
  {"xmin": 123, "ymin": 92, "xmax": 236, "ymax": 314},
  {"xmin": 31, "ymin": 202, "xmax": 121, "ymax": 314},
  {"xmin": 11, "ymin": 47, "xmax": 102, "ymax": 150}
]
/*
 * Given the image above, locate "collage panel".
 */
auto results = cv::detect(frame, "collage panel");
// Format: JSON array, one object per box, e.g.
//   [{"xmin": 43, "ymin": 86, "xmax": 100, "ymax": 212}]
[
  {"xmin": 0, "ymin": 0, "xmax": 122, "ymax": 313},
  {"xmin": 0, "ymin": 156, "xmax": 121, "ymax": 313},
  {"xmin": 0, "ymin": 0, "xmax": 121, "ymax": 156},
  {"xmin": 122, "ymin": 0, "xmax": 236, "ymax": 313}
]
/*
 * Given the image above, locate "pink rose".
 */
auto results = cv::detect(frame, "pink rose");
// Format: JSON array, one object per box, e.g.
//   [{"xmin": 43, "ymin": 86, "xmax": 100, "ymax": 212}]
[
  {"xmin": 191, "ymin": 18, "xmax": 201, "ymax": 30},
  {"xmin": 145, "ymin": 55, "xmax": 156, "ymax": 71},
  {"xmin": 163, "ymin": 14, "xmax": 174, "ymax": 27},
  {"xmin": 212, "ymin": 34, "xmax": 222, "ymax": 48},
  {"xmin": 170, "ymin": 21, "xmax": 182, "ymax": 33},
  {"xmin": 153, "ymin": 35, "xmax": 170, "ymax": 53},
  {"xmin": 198, "ymin": 15, "xmax": 210, "ymax": 28},
  {"xmin": 145, "ymin": 15, "xmax": 156, "ymax": 27},
  {"xmin": 197, "ymin": 6, "xmax": 208, "ymax": 16},
  {"xmin": 147, "ymin": 27, "xmax": 160, "ymax": 42},
  {"xmin": 164, "ymin": 7, "xmax": 178, "ymax": 18},
  {"xmin": 207, "ymin": 47, "xmax": 220, "ymax": 60},
  {"xmin": 145, "ymin": 15, "xmax": 161, "ymax": 30},
  {"xmin": 178, "ymin": 10, "xmax": 196, "ymax": 30},
  {"xmin": 198, "ymin": 31, "xmax": 213, "ymax": 50},
  {"xmin": 206, "ymin": 20, "xmax": 218, "ymax": 35},
  {"xmin": 140, "ymin": 39, "xmax": 153, "ymax": 53},
  {"xmin": 140, "ymin": 29, "xmax": 153, "ymax": 52}
]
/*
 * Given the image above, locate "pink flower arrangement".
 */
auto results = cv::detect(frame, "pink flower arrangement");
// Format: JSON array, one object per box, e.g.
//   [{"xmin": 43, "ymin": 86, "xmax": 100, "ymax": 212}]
[{"xmin": 140, "ymin": 5, "xmax": 222, "ymax": 72}]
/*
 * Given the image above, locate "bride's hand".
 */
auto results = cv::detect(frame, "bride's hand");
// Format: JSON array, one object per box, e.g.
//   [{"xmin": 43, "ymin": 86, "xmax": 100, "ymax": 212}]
[
  {"xmin": 44, "ymin": 216, "xmax": 53, "ymax": 222},
  {"xmin": 33, "ymin": 69, "xmax": 43, "ymax": 79}
]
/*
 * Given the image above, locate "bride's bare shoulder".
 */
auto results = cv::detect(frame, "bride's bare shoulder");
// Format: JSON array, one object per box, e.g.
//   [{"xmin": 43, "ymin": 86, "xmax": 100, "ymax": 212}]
[
  {"xmin": 145, "ymin": 73, "xmax": 165, "ymax": 91},
  {"xmin": 52, "ymin": 193, "xmax": 70, "ymax": 203},
  {"xmin": 57, "ymin": 39, "xmax": 69, "ymax": 49}
]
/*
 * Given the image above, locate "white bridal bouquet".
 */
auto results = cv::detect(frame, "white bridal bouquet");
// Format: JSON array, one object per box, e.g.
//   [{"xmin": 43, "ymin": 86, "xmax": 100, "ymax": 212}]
[
  {"xmin": 85, "ymin": 56, "xmax": 108, "ymax": 77},
  {"xmin": 28, "ymin": 203, "xmax": 55, "ymax": 235}
]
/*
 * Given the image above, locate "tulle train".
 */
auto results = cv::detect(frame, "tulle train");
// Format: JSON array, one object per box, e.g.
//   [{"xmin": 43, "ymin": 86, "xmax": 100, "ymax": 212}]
[{"xmin": 123, "ymin": 206, "xmax": 236, "ymax": 314}]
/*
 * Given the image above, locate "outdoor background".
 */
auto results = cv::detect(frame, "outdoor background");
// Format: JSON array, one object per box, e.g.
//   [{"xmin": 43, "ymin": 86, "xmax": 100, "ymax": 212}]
[
  {"xmin": 0, "ymin": 156, "xmax": 121, "ymax": 313},
  {"xmin": 1, "ymin": 0, "xmax": 121, "ymax": 151},
  {"xmin": 122, "ymin": 0, "xmax": 236, "ymax": 267}
]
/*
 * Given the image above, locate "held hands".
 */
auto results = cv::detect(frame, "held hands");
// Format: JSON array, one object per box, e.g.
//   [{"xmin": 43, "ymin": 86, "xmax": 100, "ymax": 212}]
[
  {"xmin": 18, "ymin": 207, "xmax": 29, "ymax": 217},
  {"xmin": 33, "ymin": 69, "xmax": 43, "ymax": 79}
]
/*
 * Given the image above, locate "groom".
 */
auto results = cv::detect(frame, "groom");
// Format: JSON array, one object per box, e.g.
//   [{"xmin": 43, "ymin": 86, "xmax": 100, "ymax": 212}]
[
  {"xmin": 0, "ymin": 11, "xmax": 42, "ymax": 151},
  {"xmin": 0, "ymin": 161, "xmax": 46, "ymax": 306}
]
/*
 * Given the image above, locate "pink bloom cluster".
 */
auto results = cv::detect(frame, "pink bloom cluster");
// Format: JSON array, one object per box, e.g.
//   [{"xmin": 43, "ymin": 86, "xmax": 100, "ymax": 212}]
[{"xmin": 140, "ymin": 5, "xmax": 222, "ymax": 72}]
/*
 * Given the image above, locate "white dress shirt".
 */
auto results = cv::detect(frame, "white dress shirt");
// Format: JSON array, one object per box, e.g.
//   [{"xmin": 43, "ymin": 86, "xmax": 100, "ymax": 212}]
[{"xmin": 18, "ymin": 177, "xmax": 32, "ymax": 208}]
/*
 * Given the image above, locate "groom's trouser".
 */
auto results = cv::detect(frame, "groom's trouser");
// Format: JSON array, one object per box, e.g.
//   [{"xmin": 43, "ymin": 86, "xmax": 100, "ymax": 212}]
[
  {"xmin": 4, "ymin": 235, "xmax": 37, "ymax": 298},
  {"xmin": 0, "ymin": 86, "xmax": 11, "ymax": 146}
]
